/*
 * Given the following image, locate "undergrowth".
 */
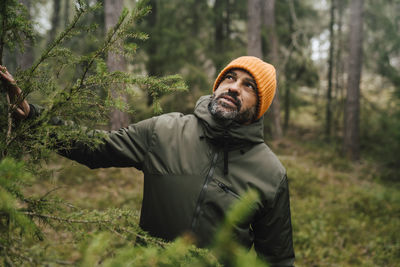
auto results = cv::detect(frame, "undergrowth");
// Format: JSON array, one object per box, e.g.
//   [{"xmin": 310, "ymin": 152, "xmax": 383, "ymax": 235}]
[{"xmin": 272, "ymin": 130, "xmax": 399, "ymax": 267}]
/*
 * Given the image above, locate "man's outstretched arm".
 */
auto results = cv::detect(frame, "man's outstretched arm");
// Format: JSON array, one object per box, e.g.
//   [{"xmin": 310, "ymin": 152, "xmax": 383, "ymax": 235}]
[{"xmin": 56, "ymin": 118, "xmax": 156, "ymax": 170}]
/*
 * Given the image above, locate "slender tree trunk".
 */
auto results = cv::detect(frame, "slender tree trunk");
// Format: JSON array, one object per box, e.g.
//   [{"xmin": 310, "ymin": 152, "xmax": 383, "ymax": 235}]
[
  {"xmin": 263, "ymin": 0, "xmax": 283, "ymax": 139},
  {"xmin": 105, "ymin": 0, "xmax": 130, "ymax": 130},
  {"xmin": 247, "ymin": 0, "xmax": 262, "ymax": 58},
  {"xmin": 146, "ymin": 0, "xmax": 158, "ymax": 106},
  {"xmin": 225, "ymin": 0, "xmax": 231, "ymax": 39},
  {"xmin": 64, "ymin": 0, "xmax": 70, "ymax": 27},
  {"xmin": 334, "ymin": 0, "xmax": 344, "ymax": 137},
  {"xmin": 344, "ymin": 0, "xmax": 364, "ymax": 160},
  {"xmin": 214, "ymin": 0, "xmax": 225, "ymax": 71},
  {"xmin": 283, "ymin": 81, "xmax": 290, "ymax": 132},
  {"xmin": 326, "ymin": 0, "xmax": 336, "ymax": 140},
  {"xmin": 16, "ymin": 0, "xmax": 33, "ymax": 69},
  {"xmin": 0, "ymin": 0, "xmax": 7, "ymax": 65},
  {"xmin": 49, "ymin": 0, "xmax": 61, "ymax": 43}
]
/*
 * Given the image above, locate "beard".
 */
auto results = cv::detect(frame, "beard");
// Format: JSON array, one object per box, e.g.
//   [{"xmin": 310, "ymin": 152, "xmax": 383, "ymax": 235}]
[{"xmin": 208, "ymin": 92, "xmax": 257, "ymax": 124}]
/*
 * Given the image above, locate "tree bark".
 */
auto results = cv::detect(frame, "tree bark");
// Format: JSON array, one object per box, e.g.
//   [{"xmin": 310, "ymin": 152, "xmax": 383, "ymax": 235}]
[
  {"xmin": 344, "ymin": 0, "xmax": 364, "ymax": 160},
  {"xmin": 214, "ymin": 0, "xmax": 226, "ymax": 72},
  {"xmin": 64, "ymin": 0, "xmax": 70, "ymax": 28},
  {"xmin": 105, "ymin": 0, "xmax": 130, "ymax": 130},
  {"xmin": 247, "ymin": 0, "xmax": 262, "ymax": 58},
  {"xmin": 263, "ymin": 0, "xmax": 282, "ymax": 139},
  {"xmin": 334, "ymin": 0, "xmax": 345, "ymax": 136},
  {"xmin": 16, "ymin": 0, "xmax": 33, "ymax": 69},
  {"xmin": 49, "ymin": 0, "xmax": 61, "ymax": 44},
  {"xmin": 325, "ymin": 0, "xmax": 336, "ymax": 140},
  {"xmin": 145, "ymin": 0, "xmax": 158, "ymax": 106}
]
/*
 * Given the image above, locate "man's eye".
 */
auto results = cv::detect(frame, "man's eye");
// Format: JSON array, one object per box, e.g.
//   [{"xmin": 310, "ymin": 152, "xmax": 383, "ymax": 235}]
[
  {"xmin": 225, "ymin": 74, "xmax": 234, "ymax": 80},
  {"xmin": 247, "ymin": 83, "xmax": 255, "ymax": 90}
]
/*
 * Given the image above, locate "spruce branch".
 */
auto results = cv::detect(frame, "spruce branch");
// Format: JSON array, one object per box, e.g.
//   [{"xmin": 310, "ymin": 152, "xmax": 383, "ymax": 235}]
[
  {"xmin": 23, "ymin": 210, "xmax": 167, "ymax": 247},
  {"xmin": 24, "ymin": 211, "xmax": 108, "ymax": 224},
  {"xmin": 28, "ymin": 4, "xmax": 86, "ymax": 76},
  {"xmin": 75, "ymin": 8, "xmax": 129, "ymax": 95}
]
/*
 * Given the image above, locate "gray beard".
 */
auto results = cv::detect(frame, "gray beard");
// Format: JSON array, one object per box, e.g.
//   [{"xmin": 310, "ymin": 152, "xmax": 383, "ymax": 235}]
[{"xmin": 208, "ymin": 95, "xmax": 256, "ymax": 124}]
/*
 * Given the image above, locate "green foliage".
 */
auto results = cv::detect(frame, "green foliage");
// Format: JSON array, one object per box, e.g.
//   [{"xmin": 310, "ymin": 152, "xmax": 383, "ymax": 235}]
[
  {"xmin": 278, "ymin": 136, "xmax": 400, "ymax": 266},
  {"xmin": 212, "ymin": 190, "xmax": 269, "ymax": 267},
  {"xmin": 365, "ymin": 0, "xmax": 400, "ymax": 88},
  {"xmin": 0, "ymin": 0, "xmax": 187, "ymax": 164},
  {"xmin": 360, "ymin": 97, "xmax": 400, "ymax": 181},
  {"xmin": 362, "ymin": 0, "xmax": 400, "ymax": 180},
  {"xmin": 78, "ymin": 190, "xmax": 267, "ymax": 267},
  {"xmin": 82, "ymin": 234, "xmax": 220, "ymax": 267},
  {"xmin": 0, "ymin": 158, "xmax": 40, "ymax": 264},
  {"xmin": 0, "ymin": 0, "xmax": 34, "ymax": 58},
  {"xmin": 0, "ymin": 0, "xmax": 188, "ymax": 265}
]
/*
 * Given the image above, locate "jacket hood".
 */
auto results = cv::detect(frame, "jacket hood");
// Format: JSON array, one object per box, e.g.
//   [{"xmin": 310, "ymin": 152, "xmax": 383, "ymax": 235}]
[{"xmin": 193, "ymin": 95, "xmax": 265, "ymax": 145}]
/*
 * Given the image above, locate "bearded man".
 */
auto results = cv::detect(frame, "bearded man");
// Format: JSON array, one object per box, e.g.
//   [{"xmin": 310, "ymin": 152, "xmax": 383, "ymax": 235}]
[{"xmin": 1, "ymin": 56, "xmax": 295, "ymax": 266}]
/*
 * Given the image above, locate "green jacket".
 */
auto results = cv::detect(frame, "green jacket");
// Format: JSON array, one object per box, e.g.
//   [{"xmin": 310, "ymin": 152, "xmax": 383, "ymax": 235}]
[{"xmin": 34, "ymin": 96, "xmax": 294, "ymax": 266}]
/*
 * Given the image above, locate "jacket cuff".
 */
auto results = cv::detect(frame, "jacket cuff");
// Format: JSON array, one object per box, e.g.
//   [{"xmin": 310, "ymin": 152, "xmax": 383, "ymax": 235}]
[{"xmin": 27, "ymin": 103, "xmax": 43, "ymax": 119}]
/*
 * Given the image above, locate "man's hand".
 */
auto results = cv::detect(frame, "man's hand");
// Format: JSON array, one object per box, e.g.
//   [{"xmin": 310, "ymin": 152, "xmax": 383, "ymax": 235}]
[{"xmin": 0, "ymin": 65, "xmax": 30, "ymax": 119}]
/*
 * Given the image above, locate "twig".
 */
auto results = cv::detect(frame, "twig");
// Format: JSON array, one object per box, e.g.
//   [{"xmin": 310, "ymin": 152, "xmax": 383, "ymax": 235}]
[
  {"xmin": 104, "ymin": 224, "xmax": 167, "ymax": 248},
  {"xmin": 52, "ymin": 260, "xmax": 75, "ymax": 265},
  {"xmin": 24, "ymin": 211, "xmax": 110, "ymax": 224},
  {"xmin": 24, "ymin": 211, "xmax": 167, "ymax": 247},
  {"xmin": 6, "ymin": 92, "xmax": 12, "ymax": 143},
  {"xmin": 40, "ymin": 186, "xmax": 64, "ymax": 200}
]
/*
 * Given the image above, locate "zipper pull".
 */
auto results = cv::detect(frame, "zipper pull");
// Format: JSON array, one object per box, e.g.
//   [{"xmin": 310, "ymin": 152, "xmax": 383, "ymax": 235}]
[{"xmin": 217, "ymin": 181, "xmax": 229, "ymax": 193}]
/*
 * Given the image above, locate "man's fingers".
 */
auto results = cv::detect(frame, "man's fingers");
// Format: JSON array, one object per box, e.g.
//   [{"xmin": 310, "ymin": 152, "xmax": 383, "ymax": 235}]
[
  {"xmin": 9, "ymin": 101, "xmax": 30, "ymax": 119},
  {"xmin": 0, "ymin": 65, "xmax": 17, "ymax": 85},
  {"xmin": 15, "ymin": 107, "xmax": 29, "ymax": 119},
  {"xmin": 15, "ymin": 107, "xmax": 26, "ymax": 118}
]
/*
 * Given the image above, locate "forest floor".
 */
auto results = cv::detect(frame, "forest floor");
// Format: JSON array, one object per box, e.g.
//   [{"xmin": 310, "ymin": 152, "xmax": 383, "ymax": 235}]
[{"xmin": 27, "ymin": 124, "xmax": 399, "ymax": 267}]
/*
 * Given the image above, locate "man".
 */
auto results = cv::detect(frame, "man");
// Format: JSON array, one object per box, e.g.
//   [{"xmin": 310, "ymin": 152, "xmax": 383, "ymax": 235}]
[{"xmin": 1, "ymin": 56, "xmax": 295, "ymax": 266}]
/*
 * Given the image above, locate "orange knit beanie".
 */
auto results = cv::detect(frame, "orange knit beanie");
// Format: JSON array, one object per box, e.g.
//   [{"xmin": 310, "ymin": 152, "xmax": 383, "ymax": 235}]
[{"xmin": 212, "ymin": 56, "xmax": 277, "ymax": 120}]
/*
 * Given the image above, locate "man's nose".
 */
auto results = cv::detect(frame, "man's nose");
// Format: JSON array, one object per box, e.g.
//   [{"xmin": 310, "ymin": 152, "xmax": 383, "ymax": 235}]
[{"xmin": 228, "ymin": 81, "xmax": 241, "ymax": 94}]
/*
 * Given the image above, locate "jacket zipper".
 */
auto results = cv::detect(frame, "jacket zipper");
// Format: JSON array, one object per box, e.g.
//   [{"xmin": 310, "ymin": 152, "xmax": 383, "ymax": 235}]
[
  {"xmin": 191, "ymin": 151, "xmax": 219, "ymax": 230},
  {"xmin": 215, "ymin": 179, "xmax": 240, "ymax": 199}
]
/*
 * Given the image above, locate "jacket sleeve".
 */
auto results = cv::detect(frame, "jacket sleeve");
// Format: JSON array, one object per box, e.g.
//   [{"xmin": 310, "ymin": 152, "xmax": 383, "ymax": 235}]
[
  {"xmin": 251, "ymin": 175, "xmax": 295, "ymax": 267},
  {"xmin": 57, "ymin": 118, "xmax": 156, "ymax": 170},
  {"xmin": 29, "ymin": 103, "xmax": 155, "ymax": 170}
]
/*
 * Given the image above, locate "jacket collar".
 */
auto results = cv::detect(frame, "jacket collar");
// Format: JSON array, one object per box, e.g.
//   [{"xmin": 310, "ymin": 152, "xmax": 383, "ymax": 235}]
[{"xmin": 193, "ymin": 95, "xmax": 265, "ymax": 145}]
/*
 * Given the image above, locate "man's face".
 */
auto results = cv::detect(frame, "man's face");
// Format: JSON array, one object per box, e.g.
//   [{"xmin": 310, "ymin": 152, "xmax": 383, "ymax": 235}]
[{"xmin": 209, "ymin": 69, "xmax": 258, "ymax": 125}]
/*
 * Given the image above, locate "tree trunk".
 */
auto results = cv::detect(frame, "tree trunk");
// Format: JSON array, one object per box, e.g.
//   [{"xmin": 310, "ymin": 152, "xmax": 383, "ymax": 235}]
[
  {"xmin": 263, "ymin": 0, "xmax": 283, "ymax": 139},
  {"xmin": 344, "ymin": 0, "xmax": 364, "ymax": 160},
  {"xmin": 145, "ymin": 0, "xmax": 158, "ymax": 106},
  {"xmin": 334, "ymin": 0, "xmax": 345, "ymax": 137},
  {"xmin": 225, "ymin": 0, "xmax": 231, "ymax": 39},
  {"xmin": 64, "ymin": 0, "xmax": 70, "ymax": 28},
  {"xmin": 247, "ymin": 0, "xmax": 262, "ymax": 58},
  {"xmin": 105, "ymin": 0, "xmax": 130, "ymax": 130},
  {"xmin": 49, "ymin": 0, "xmax": 61, "ymax": 44},
  {"xmin": 214, "ymin": 0, "xmax": 226, "ymax": 72},
  {"xmin": 325, "ymin": 0, "xmax": 336, "ymax": 140},
  {"xmin": 16, "ymin": 0, "xmax": 33, "ymax": 69}
]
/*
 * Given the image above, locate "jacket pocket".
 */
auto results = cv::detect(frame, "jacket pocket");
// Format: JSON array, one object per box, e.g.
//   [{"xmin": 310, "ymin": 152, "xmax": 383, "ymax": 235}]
[{"xmin": 214, "ymin": 178, "xmax": 240, "ymax": 199}]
